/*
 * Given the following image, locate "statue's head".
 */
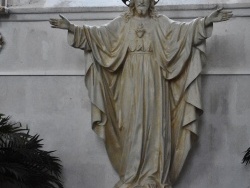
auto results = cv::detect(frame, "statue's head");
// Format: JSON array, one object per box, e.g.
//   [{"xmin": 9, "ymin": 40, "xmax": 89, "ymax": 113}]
[
  {"xmin": 126, "ymin": 0, "xmax": 157, "ymax": 18},
  {"xmin": 122, "ymin": 0, "xmax": 159, "ymax": 7},
  {"xmin": 133, "ymin": 0, "xmax": 152, "ymax": 17}
]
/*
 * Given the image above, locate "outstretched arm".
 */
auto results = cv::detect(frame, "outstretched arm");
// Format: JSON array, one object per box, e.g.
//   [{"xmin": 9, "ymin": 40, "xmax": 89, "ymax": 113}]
[
  {"xmin": 49, "ymin": 14, "xmax": 74, "ymax": 32},
  {"xmin": 205, "ymin": 8, "xmax": 233, "ymax": 27},
  {"xmin": 49, "ymin": 14, "xmax": 90, "ymax": 50}
]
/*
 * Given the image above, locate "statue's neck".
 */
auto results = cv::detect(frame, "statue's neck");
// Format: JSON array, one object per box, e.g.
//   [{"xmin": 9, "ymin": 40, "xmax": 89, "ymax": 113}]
[{"xmin": 133, "ymin": 16, "xmax": 150, "ymax": 21}]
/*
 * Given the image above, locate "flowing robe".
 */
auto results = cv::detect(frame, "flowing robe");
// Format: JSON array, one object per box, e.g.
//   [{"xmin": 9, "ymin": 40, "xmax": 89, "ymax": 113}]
[{"xmin": 68, "ymin": 14, "xmax": 212, "ymax": 188}]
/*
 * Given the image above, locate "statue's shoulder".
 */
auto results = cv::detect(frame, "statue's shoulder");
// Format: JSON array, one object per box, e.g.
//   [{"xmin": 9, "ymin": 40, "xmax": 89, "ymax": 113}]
[
  {"xmin": 156, "ymin": 14, "xmax": 173, "ymax": 24},
  {"xmin": 105, "ymin": 15, "xmax": 126, "ymax": 29},
  {"xmin": 113, "ymin": 15, "xmax": 126, "ymax": 23}
]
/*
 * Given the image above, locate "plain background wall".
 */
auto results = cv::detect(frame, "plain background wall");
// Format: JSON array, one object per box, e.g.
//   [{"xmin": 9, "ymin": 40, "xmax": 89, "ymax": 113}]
[{"xmin": 1, "ymin": 3, "xmax": 250, "ymax": 188}]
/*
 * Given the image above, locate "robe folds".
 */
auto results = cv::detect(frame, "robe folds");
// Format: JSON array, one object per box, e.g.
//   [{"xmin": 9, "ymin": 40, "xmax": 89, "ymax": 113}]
[{"xmin": 68, "ymin": 14, "xmax": 213, "ymax": 188}]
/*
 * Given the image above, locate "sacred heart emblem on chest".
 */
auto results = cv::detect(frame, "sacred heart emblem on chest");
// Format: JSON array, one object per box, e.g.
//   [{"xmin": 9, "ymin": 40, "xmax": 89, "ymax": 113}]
[{"xmin": 135, "ymin": 23, "xmax": 146, "ymax": 38}]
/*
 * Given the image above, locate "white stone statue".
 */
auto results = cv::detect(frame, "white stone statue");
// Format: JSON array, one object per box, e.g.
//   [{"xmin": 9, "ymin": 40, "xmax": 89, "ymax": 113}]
[{"xmin": 50, "ymin": 1, "xmax": 232, "ymax": 187}]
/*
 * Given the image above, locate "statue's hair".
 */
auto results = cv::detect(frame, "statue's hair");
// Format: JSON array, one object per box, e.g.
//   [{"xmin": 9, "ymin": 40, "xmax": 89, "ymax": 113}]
[{"xmin": 123, "ymin": 0, "xmax": 157, "ymax": 21}]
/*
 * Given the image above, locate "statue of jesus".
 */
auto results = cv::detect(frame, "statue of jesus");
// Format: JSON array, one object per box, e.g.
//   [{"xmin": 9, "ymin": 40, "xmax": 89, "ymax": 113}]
[{"xmin": 49, "ymin": 1, "xmax": 232, "ymax": 187}]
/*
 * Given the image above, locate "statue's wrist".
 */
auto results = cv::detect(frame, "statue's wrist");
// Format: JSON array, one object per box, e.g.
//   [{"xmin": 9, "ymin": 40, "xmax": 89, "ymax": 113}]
[
  {"xmin": 204, "ymin": 16, "xmax": 212, "ymax": 27},
  {"xmin": 68, "ymin": 23, "xmax": 74, "ymax": 32}
]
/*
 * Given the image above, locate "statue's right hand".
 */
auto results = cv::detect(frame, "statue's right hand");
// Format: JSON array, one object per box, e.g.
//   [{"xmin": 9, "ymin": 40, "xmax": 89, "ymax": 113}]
[{"xmin": 49, "ymin": 14, "xmax": 71, "ymax": 30}]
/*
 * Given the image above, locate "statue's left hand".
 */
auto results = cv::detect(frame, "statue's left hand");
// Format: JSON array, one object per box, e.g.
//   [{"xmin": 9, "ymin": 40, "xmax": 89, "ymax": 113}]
[{"xmin": 205, "ymin": 8, "xmax": 233, "ymax": 26}]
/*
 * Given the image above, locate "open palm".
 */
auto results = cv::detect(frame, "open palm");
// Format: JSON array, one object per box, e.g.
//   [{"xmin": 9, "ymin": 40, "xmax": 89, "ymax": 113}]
[
  {"xmin": 208, "ymin": 8, "xmax": 233, "ymax": 23},
  {"xmin": 49, "ymin": 14, "xmax": 70, "ymax": 30}
]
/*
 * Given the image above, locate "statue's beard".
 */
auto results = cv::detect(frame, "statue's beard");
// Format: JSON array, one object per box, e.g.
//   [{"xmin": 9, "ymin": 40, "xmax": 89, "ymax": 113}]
[
  {"xmin": 135, "ymin": 7, "xmax": 148, "ymax": 16},
  {"xmin": 137, "ymin": 9, "xmax": 147, "ymax": 16}
]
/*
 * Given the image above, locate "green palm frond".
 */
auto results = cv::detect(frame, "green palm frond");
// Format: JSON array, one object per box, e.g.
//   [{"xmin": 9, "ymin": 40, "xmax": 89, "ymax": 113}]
[{"xmin": 0, "ymin": 114, "xmax": 63, "ymax": 188}]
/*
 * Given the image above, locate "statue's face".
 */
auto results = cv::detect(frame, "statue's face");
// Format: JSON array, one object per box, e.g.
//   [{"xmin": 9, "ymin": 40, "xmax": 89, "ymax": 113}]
[{"xmin": 134, "ymin": 0, "xmax": 150, "ymax": 17}]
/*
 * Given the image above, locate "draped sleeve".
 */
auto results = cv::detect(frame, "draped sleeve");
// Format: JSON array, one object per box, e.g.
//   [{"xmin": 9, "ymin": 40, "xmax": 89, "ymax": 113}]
[
  {"xmin": 153, "ymin": 15, "xmax": 213, "ymax": 131},
  {"xmin": 67, "ymin": 16, "xmax": 130, "ymax": 72},
  {"xmin": 151, "ymin": 15, "xmax": 213, "ymax": 182},
  {"xmin": 66, "ymin": 16, "xmax": 130, "ymax": 147},
  {"xmin": 160, "ymin": 16, "xmax": 213, "ymax": 130},
  {"xmin": 156, "ymin": 15, "xmax": 213, "ymax": 80}
]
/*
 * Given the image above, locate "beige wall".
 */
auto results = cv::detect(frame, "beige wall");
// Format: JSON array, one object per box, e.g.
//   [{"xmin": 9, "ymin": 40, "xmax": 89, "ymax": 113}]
[{"xmin": 1, "ymin": 4, "xmax": 250, "ymax": 188}]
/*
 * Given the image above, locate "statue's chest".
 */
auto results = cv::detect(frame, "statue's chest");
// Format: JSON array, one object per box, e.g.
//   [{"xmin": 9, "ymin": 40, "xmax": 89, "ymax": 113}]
[{"xmin": 128, "ymin": 20, "xmax": 154, "ymax": 52}]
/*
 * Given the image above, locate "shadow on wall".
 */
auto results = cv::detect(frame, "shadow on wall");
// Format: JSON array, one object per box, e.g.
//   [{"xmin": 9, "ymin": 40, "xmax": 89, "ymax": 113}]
[{"xmin": 0, "ymin": 33, "xmax": 4, "ymax": 50}]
